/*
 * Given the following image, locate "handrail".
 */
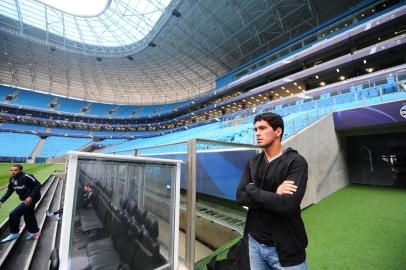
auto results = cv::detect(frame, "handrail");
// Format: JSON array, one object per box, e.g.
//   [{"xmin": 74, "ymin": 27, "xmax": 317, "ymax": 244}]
[{"xmin": 113, "ymin": 138, "xmax": 260, "ymax": 155}]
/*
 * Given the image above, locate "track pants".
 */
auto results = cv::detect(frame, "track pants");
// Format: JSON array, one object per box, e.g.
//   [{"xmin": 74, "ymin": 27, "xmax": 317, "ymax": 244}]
[{"xmin": 9, "ymin": 201, "xmax": 39, "ymax": 234}]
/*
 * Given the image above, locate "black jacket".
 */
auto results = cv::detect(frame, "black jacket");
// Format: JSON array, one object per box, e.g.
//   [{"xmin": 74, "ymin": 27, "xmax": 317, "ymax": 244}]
[
  {"xmin": 0, "ymin": 172, "xmax": 42, "ymax": 203},
  {"xmin": 236, "ymin": 147, "xmax": 308, "ymax": 267}
]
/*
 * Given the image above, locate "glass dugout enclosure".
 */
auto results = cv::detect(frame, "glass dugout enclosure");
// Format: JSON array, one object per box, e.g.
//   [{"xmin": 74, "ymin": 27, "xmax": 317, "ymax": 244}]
[{"xmin": 59, "ymin": 152, "xmax": 182, "ymax": 270}]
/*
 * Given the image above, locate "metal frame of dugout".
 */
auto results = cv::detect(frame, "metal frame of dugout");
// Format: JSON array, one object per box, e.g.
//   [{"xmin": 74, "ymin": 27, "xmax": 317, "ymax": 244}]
[{"xmin": 60, "ymin": 151, "xmax": 182, "ymax": 270}]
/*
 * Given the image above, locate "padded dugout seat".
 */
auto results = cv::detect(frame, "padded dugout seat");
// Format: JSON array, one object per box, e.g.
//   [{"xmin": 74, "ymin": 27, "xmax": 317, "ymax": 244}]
[
  {"xmin": 141, "ymin": 215, "xmax": 160, "ymax": 255},
  {"xmin": 86, "ymin": 199, "xmax": 134, "ymax": 270},
  {"xmin": 87, "ymin": 199, "xmax": 130, "ymax": 256},
  {"xmin": 79, "ymin": 208, "xmax": 103, "ymax": 232},
  {"xmin": 130, "ymin": 215, "xmax": 165, "ymax": 269}
]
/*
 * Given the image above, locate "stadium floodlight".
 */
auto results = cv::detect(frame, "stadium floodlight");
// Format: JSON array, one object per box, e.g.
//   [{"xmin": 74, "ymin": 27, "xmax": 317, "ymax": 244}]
[{"xmin": 172, "ymin": 9, "xmax": 181, "ymax": 17}]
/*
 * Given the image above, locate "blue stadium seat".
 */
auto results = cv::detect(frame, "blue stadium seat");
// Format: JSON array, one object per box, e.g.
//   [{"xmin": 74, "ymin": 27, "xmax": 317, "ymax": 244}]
[
  {"xmin": 37, "ymin": 136, "xmax": 93, "ymax": 158},
  {"xmin": 0, "ymin": 132, "xmax": 39, "ymax": 157}
]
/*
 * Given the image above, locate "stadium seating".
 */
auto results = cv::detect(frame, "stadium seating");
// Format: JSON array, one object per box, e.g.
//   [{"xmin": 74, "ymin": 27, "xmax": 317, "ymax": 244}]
[
  {"xmin": 0, "ymin": 75, "xmax": 404, "ymax": 160},
  {"xmin": 0, "ymin": 132, "xmax": 39, "ymax": 157},
  {"xmin": 103, "ymin": 81, "xmax": 406, "ymax": 155},
  {"xmin": 37, "ymin": 136, "xmax": 93, "ymax": 158}
]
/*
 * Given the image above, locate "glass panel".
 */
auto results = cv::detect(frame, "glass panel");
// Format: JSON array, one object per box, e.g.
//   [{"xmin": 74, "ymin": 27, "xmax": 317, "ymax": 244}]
[
  {"xmin": 144, "ymin": 164, "xmax": 174, "ymax": 259},
  {"xmin": 193, "ymin": 141, "xmax": 258, "ymax": 264},
  {"xmin": 64, "ymin": 154, "xmax": 179, "ymax": 270},
  {"xmin": 127, "ymin": 164, "xmax": 141, "ymax": 204},
  {"xmin": 134, "ymin": 141, "xmax": 188, "ymax": 264}
]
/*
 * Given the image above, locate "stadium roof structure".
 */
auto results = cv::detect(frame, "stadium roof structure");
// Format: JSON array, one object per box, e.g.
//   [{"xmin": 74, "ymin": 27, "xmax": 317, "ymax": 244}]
[
  {"xmin": 0, "ymin": 0, "xmax": 365, "ymax": 104},
  {"xmin": 0, "ymin": 0, "xmax": 176, "ymax": 55}
]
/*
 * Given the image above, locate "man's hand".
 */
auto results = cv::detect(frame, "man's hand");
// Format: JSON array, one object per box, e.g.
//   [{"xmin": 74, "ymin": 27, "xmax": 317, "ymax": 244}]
[
  {"xmin": 24, "ymin": 197, "xmax": 33, "ymax": 206},
  {"xmin": 276, "ymin": 180, "xmax": 297, "ymax": 195}
]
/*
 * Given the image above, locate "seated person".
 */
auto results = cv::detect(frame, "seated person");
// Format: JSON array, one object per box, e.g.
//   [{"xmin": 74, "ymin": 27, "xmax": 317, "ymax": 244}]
[
  {"xmin": 76, "ymin": 183, "xmax": 94, "ymax": 209},
  {"xmin": 83, "ymin": 184, "xmax": 94, "ymax": 208}
]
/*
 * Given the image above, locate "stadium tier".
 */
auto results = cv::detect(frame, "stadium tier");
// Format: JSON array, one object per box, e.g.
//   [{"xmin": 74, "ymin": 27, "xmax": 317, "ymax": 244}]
[
  {"xmin": 0, "ymin": 72, "xmax": 404, "ymax": 160},
  {"xmin": 0, "ymin": 123, "xmax": 47, "ymax": 132},
  {"xmin": 0, "ymin": 85, "xmax": 191, "ymax": 118}
]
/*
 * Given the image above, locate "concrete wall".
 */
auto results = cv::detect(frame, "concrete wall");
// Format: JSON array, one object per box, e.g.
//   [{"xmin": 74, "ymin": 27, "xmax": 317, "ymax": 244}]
[
  {"xmin": 283, "ymin": 113, "xmax": 349, "ymax": 208},
  {"xmin": 47, "ymin": 154, "xmax": 67, "ymax": 163}
]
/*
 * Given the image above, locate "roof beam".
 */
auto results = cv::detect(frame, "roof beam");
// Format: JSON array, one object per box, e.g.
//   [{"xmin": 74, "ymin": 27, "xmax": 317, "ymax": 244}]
[{"xmin": 14, "ymin": 0, "xmax": 24, "ymax": 34}]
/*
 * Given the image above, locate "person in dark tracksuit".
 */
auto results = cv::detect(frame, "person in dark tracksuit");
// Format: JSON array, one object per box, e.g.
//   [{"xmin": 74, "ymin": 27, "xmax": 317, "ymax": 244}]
[
  {"xmin": 237, "ymin": 112, "xmax": 308, "ymax": 270},
  {"xmin": 0, "ymin": 164, "xmax": 42, "ymax": 243}
]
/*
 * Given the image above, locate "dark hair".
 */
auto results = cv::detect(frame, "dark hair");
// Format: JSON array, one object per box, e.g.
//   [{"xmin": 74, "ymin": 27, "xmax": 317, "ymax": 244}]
[
  {"xmin": 83, "ymin": 183, "xmax": 93, "ymax": 188},
  {"xmin": 11, "ymin": 164, "xmax": 23, "ymax": 171},
  {"xmin": 253, "ymin": 112, "xmax": 284, "ymax": 140}
]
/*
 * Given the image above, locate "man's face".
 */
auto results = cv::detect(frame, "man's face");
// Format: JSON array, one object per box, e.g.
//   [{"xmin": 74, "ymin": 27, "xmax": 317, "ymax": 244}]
[
  {"xmin": 254, "ymin": 119, "xmax": 281, "ymax": 148},
  {"xmin": 10, "ymin": 166, "xmax": 21, "ymax": 177}
]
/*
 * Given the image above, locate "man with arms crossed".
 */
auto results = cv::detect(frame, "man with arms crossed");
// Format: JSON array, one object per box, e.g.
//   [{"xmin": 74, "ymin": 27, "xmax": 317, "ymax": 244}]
[
  {"xmin": 237, "ymin": 112, "xmax": 308, "ymax": 270},
  {"xmin": 0, "ymin": 164, "xmax": 42, "ymax": 243}
]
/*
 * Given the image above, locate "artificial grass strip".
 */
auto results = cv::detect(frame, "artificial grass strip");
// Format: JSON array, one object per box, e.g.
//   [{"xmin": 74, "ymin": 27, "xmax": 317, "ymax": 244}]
[
  {"xmin": 195, "ymin": 236, "xmax": 242, "ymax": 270},
  {"xmin": 303, "ymin": 185, "xmax": 406, "ymax": 270}
]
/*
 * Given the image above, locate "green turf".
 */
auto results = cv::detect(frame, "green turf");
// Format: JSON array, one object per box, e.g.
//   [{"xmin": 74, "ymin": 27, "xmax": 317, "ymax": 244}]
[
  {"xmin": 0, "ymin": 163, "xmax": 65, "ymax": 224},
  {"xmin": 303, "ymin": 185, "xmax": 406, "ymax": 270},
  {"xmin": 195, "ymin": 185, "xmax": 406, "ymax": 270},
  {"xmin": 194, "ymin": 236, "xmax": 242, "ymax": 270}
]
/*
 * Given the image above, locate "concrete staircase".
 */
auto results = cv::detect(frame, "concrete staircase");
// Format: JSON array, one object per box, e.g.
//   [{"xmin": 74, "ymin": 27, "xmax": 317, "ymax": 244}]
[{"xmin": 27, "ymin": 138, "xmax": 46, "ymax": 163}]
